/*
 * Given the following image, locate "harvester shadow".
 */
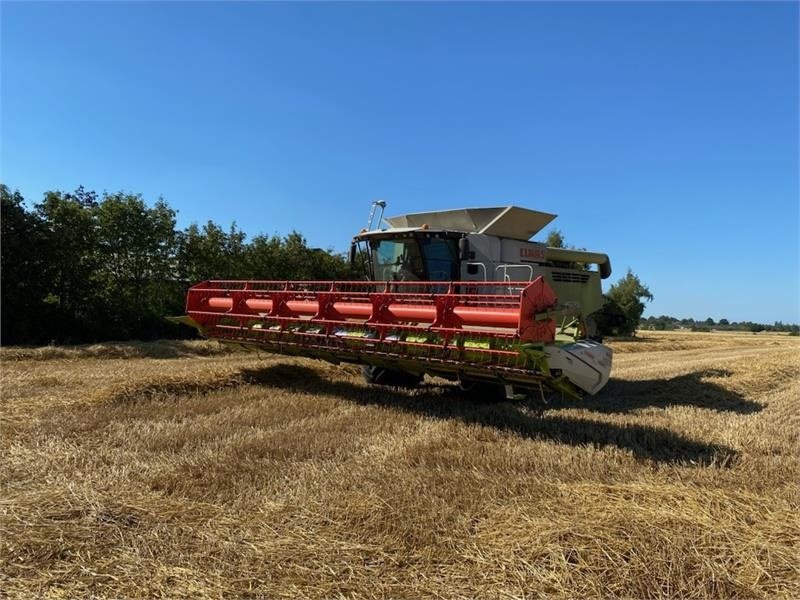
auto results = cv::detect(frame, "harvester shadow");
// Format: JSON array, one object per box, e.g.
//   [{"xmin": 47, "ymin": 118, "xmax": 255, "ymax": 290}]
[
  {"xmin": 240, "ymin": 365, "xmax": 739, "ymax": 466},
  {"xmin": 546, "ymin": 369, "xmax": 763, "ymax": 415}
]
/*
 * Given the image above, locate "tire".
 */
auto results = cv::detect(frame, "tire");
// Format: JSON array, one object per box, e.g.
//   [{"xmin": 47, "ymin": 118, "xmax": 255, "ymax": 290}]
[
  {"xmin": 457, "ymin": 379, "xmax": 508, "ymax": 402},
  {"xmin": 361, "ymin": 365, "xmax": 422, "ymax": 388}
]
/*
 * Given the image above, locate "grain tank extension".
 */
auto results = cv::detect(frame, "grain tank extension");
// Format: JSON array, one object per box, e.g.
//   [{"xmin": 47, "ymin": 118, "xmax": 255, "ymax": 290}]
[{"xmin": 174, "ymin": 205, "xmax": 613, "ymax": 398}]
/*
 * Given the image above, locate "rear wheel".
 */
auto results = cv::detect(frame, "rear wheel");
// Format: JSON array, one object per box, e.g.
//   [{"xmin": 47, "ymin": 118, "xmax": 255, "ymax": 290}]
[{"xmin": 361, "ymin": 365, "xmax": 422, "ymax": 388}]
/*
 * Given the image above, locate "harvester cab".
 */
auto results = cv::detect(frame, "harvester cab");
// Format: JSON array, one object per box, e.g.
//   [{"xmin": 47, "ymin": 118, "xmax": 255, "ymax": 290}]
[
  {"xmin": 351, "ymin": 206, "xmax": 610, "ymax": 322},
  {"xmin": 177, "ymin": 204, "xmax": 614, "ymax": 399}
]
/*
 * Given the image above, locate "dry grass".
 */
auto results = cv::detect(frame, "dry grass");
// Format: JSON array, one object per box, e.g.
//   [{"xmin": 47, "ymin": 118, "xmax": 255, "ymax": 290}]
[
  {"xmin": 0, "ymin": 339, "xmax": 230, "ymax": 362},
  {"xmin": 1, "ymin": 332, "xmax": 798, "ymax": 599}
]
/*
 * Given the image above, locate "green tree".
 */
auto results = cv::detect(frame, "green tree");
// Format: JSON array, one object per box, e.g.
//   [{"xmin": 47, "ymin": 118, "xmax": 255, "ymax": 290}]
[
  {"xmin": 243, "ymin": 233, "xmax": 283, "ymax": 279},
  {"xmin": 545, "ymin": 229, "xmax": 566, "ymax": 248},
  {"xmin": 593, "ymin": 297, "xmax": 629, "ymax": 337},
  {"xmin": 35, "ymin": 188, "xmax": 100, "ymax": 340},
  {"xmin": 242, "ymin": 231, "xmax": 353, "ymax": 280},
  {"xmin": 543, "ymin": 228, "xmax": 590, "ymax": 271},
  {"xmin": 605, "ymin": 269, "xmax": 654, "ymax": 336},
  {"xmin": 1, "ymin": 186, "xmax": 52, "ymax": 343},
  {"xmin": 177, "ymin": 221, "xmax": 247, "ymax": 282},
  {"xmin": 279, "ymin": 232, "xmax": 351, "ymax": 280},
  {"xmin": 94, "ymin": 192, "xmax": 179, "ymax": 338},
  {"xmin": 653, "ymin": 319, "xmax": 670, "ymax": 331}
]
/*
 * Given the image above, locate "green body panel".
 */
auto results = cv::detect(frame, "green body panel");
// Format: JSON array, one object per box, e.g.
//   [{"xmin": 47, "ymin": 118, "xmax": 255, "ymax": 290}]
[{"xmin": 544, "ymin": 270, "xmax": 605, "ymax": 320}]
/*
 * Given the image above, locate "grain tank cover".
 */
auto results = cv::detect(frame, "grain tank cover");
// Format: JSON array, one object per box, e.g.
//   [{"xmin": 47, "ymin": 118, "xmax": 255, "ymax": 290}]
[{"xmin": 383, "ymin": 206, "xmax": 556, "ymax": 241}]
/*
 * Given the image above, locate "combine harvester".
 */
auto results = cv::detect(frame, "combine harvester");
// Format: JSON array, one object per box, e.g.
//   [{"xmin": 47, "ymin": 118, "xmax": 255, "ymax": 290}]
[{"xmin": 175, "ymin": 204, "xmax": 613, "ymax": 399}]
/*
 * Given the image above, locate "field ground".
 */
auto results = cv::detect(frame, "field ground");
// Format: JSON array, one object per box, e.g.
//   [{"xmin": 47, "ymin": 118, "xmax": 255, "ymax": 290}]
[{"xmin": 1, "ymin": 331, "xmax": 798, "ymax": 598}]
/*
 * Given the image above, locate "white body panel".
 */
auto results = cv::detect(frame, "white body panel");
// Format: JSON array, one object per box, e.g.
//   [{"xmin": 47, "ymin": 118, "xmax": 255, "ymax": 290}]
[{"xmin": 545, "ymin": 340, "xmax": 613, "ymax": 395}]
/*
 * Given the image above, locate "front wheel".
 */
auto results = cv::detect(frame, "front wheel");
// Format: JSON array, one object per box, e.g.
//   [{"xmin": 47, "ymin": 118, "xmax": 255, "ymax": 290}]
[
  {"xmin": 457, "ymin": 379, "xmax": 509, "ymax": 402},
  {"xmin": 361, "ymin": 366, "xmax": 422, "ymax": 388}
]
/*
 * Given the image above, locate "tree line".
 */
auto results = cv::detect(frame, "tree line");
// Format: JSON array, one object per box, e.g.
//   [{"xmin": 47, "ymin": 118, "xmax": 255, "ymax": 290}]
[
  {"xmin": 641, "ymin": 315, "xmax": 799, "ymax": 334},
  {"xmin": 1, "ymin": 185, "xmax": 353, "ymax": 345}
]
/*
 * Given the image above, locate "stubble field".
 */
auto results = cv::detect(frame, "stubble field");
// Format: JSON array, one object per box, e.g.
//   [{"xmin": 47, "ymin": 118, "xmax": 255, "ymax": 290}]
[{"xmin": 1, "ymin": 331, "xmax": 798, "ymax": 599}]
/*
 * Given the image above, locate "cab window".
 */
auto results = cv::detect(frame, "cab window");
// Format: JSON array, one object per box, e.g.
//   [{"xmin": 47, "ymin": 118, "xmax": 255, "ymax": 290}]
[
  {"xmin": 371, "ymin": 238, "xmax": 425, "ymax": 281},
  {"xmin": 420, "ymin": 237, "xmax": 458, "ymax": 281}
]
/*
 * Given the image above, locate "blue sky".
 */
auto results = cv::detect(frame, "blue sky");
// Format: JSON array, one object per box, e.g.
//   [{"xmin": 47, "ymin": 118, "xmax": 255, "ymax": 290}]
[{"xmin": 2, "ymin": 1, "xmax": 798, "ymax": 323}]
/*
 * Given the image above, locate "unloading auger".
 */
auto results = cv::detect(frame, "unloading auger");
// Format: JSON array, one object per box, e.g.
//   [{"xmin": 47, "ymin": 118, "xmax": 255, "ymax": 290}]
[{"xmin": 175, "ymin": 205, "xmax": 614, "ymax": 399}]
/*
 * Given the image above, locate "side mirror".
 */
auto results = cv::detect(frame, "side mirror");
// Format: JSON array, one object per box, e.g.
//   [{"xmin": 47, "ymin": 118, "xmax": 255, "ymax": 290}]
[
  {"xmin": 458, "ymin": 237, "xmax": 470, "ymax": 261},
  {"xmin": 348, "ymin": 243, "xmax": 357, "ymax": 265}
]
